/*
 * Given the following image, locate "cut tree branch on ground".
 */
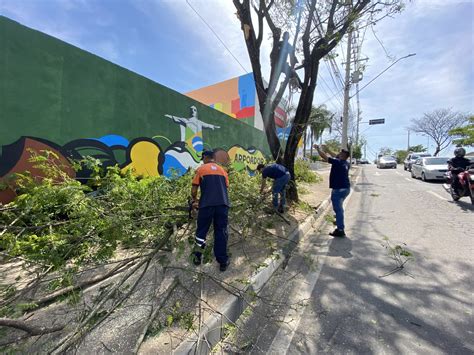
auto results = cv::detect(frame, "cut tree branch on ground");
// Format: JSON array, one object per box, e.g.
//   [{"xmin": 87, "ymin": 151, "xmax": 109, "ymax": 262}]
[{"xmin": 0, "ymin": 318, "xmax": 64, "ymax": 336}]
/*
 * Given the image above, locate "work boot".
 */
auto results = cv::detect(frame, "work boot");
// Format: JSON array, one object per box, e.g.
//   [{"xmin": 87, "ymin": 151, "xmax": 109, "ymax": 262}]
[
  {"xmin": 277, "ymin": 205, "xmax": 285, "ymax": 214},
  {"xmin": 192, "ymin": 253, "xmax": 202, "ymax": 266},
  {"xmin": 329, "ymin": 228, "xmax": 346, "ymax": 237},
  {"xmin": 219, "ymin": 260, "xmax": 230, "ymax": 272}
]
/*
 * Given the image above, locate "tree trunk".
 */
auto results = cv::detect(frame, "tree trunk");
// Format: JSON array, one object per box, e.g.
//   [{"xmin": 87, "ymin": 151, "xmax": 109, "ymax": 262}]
[
  {"xmin": 310, "ymin": 128, "xmax": 314, "ymax": 158},
  {"xmin": 434, "ymin": 145, "xmax": 440, "ymax": 156},
  {"xmin": 284, "ymin": 60, "xmax": 320, "ymax": 202}
]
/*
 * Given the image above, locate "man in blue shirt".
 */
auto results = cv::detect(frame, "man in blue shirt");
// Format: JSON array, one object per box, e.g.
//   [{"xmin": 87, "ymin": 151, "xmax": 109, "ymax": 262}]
[
  {"xmin": 314, "ymin": 144, "xmax": 350, "ymax": 237},
  {"xmin": 257, "ymin": 163, "xmax": 291, "ymax": 213}
]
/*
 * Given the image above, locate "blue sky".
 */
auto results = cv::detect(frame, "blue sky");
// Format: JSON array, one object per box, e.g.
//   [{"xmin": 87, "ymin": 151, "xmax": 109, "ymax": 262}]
[{"xmin": 1, "ymin": 0, "xmax": 473, "ymax": 159}]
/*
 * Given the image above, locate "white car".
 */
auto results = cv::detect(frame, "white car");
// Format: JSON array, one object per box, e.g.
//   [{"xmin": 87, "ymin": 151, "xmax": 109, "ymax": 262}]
[{"xmin": 411, "ymin": 157, "xmax": 449, "ymax": 181}]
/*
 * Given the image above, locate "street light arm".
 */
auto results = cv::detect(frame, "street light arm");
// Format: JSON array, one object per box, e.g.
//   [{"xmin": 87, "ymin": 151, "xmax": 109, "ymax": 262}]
[{"xmin": 350, "ymin": 53, "xmax": 416, "ymax": 99}]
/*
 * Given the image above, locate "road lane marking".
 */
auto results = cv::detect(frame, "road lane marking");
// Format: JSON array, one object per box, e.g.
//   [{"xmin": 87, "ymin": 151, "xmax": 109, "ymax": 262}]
[
  {"xmin": 267, "ymin": 174, "xmax": 359, "ymax": 354},
  {"xmin": 395, "ymin": 171, "xmax": 403, "ymax": 176},
  {"xmin": 374, "ymin": 172, "xmax": 382, "ymax": 176},
  {"xmin": 405, "ymin": 178, "xmax": 413, "ymax": 182},
  {"xmin": 427, "ymin": 190, "xmax": 448, "ymax": 201}
]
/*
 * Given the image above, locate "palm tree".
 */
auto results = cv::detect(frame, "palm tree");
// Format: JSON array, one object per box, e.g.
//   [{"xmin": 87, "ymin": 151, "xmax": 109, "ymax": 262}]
[{"xmin": 308, "ymin": 105, "xmax": 334, "ymax": 158}]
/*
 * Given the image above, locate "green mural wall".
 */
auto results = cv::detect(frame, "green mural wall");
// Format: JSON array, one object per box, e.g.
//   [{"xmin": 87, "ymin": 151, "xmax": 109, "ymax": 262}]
[{"xmin": 0, "ymin": 16, "xmax": 269, "ymax": 203}]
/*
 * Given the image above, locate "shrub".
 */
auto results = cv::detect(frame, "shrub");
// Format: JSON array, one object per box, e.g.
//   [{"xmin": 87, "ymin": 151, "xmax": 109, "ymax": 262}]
[{"xmin": 294, "ymin": 159, "xmax": 322, "ymax": 183}]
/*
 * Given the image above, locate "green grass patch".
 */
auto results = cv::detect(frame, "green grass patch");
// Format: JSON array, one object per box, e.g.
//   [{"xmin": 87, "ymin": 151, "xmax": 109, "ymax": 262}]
[{"xmin": 324, "ymin": 214, "xmax": 336, "ymax": 224}]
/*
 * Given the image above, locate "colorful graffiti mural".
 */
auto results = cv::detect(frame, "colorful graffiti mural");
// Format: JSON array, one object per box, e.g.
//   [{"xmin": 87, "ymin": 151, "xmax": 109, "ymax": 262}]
[
  {"xmin": 0, "ymin": 105, "xmax": 266, "ymax": 203},
  {"xmin": 185, "ymin": 73, "xmax": 288, "ymax": 130},
  {"xmin": 0, "ymin": 134, "xmax": 266, "ymax": 204},
  {"xmin": 186, "ymin": 73, "xmax": 256, "ymax": 121}
]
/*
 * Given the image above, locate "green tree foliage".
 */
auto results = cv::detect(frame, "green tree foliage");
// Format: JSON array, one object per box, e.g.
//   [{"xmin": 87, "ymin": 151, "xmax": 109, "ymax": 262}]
[
  {"xmin": 408, "ymin": 145, "xmax": 427, "ymax": 153},
  {"xmin": 395, "ymin": 150, "xmax": 408, "ymax": 164},
  {"xmin": 352, "ymin": 144, "xmax": 362, "ymax": 160},
  {"xmin": 323, "ymin": 138, "xmax": 341, "ymax": 154},
  {"xmin": 0, "ymin": 151, "xmax": 261, "ymax": 277},
  {"xmin": 449, "ymin": 116, "xmax": 474, "ymax": 146}
]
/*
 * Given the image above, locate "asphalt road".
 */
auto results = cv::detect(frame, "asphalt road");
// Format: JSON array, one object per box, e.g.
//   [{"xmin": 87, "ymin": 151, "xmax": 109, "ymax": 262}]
[{"xmin": 224, "ymin": 165, "xmax": 473, "ymax": 354}]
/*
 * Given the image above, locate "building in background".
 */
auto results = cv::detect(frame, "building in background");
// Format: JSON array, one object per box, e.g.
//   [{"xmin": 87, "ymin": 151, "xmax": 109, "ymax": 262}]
[{"xmin": 185, "ymin": 73, "xmax": 288, "ymax": 131}]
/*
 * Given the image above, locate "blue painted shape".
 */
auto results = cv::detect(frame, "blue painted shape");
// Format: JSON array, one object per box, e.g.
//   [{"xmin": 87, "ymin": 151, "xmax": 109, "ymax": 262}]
[
  {"xmin": 238, "ymin": 73, "xmax": 256, "ymax": 109},
  {"xmin": 162, "ymin": 155, "xmax": 187, "ymax": 178},
  {"xmin": 192, "ymin": 136, "xmax": 203, "ymax": 152},
  {"xmin": 95, "ymin": 135, "xmax": 129, "ymax": 147},
  {"xmin": 277, "ymin": 125, "xmax": 292, "ymax": 141}
]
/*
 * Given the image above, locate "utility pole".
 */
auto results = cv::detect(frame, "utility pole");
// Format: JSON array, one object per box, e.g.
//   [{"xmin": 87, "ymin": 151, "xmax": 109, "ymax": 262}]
[
  {"xmin": 407, "ymin": 129, "xmax": 410, "ymax": 151},
  {"xmin": 341, "ymin": 29, "xmax": 352, "ymax": 150}
]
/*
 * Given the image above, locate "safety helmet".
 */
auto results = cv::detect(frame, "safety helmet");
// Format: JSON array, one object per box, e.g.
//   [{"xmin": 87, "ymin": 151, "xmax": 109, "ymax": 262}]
[{"xmin": 454, "ymin": 147, "xmax": 466, "ymax": 158}]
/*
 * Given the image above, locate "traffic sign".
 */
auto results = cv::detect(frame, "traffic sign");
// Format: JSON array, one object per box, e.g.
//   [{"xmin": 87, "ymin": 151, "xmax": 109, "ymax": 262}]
[{"xmin": 369, "ymin": 118, "xmax": 385, "ymax": 125}]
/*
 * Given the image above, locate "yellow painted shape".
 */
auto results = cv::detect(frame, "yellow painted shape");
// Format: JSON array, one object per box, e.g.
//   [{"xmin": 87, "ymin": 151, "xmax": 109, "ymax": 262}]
[
  {"xmin": 228, "ymin": 146, "xmax": 266, "ymax": 171},
  {"xmin": 122, "ymin": 141, "xmax": 161, "ymax": 177},
  {"xmin": 214, "ymin": 102, "xmax": 223, "ymax": 112}
]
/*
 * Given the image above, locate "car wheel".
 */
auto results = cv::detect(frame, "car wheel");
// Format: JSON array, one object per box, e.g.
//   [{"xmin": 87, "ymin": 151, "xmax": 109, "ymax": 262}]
[
  {"xmin": 421, "ymin": 172, "xmax": 427, "ymax": 182},
  {"xmin": 411, "ymin": 171, "xmax": 415, "ymax": 178},
  {"xmin": 404, "ymin": 165, "xmax": 407, "ymax": 171}
]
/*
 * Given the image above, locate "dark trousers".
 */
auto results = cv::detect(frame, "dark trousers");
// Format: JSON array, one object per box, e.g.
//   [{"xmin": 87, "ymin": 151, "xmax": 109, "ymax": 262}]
[
  {"xmin": 272, "ymin": 173, "xmax": 291, "ymax": 208},
  {"xmin": 331, "ymin": 188, "xmax": 350, "ymax": 230},
  {"xmin": 451, "ymin": 172, "xmax": 462, "ymax": 192},
  {"xmin": 194, "ymin": 205, "xmax": 229, "ymax": 264}
]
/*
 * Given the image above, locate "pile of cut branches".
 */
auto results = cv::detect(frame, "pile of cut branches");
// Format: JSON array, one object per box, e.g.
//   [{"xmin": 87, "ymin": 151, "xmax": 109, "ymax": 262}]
[{"xmin": 0, "ymin": 151, "xmax": 277, "ymax": 352}]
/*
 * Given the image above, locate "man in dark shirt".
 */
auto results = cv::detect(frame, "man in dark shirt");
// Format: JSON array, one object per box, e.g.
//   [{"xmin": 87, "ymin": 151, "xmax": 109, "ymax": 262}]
[
  {"xmin": 191, "ymin": 150, "xmax": 230, "ymax": 271},
  {"xmin": 257, "ymin": 163, "xmax": 291, "ymax": 213},
  {"xmin": 448, "ymin": 147, "xmax": 472, "ymax": 197},
  {"xmin": 314, "ymin": 144, "xmax": 350, "ymax": 237}
]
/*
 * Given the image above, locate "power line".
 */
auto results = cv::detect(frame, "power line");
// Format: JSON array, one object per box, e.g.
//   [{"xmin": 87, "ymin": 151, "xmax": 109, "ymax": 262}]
[
  {"xmin": 185, "ymin": 0, "xmax": 249, "ymax": 74},
  {"xmin": 320, "ymin": 76, "xmax": 344, "ymax": 107}
]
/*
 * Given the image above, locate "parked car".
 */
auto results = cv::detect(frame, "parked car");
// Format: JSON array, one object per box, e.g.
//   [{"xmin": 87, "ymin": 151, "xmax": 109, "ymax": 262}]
[
  {"xmin": 358, "ymin": 158, "xmax": 370, "ymax": 164},
  {"xmin": 404, "ymin": 153, "xmax": 431, "ymax": 171},
  {"xmin": 377, "ymin": 156, "xmax": 397, "ymax": 169},
  {"xmin": 411, "ymin": 157, "xmax": 449, "ymax": 181}
]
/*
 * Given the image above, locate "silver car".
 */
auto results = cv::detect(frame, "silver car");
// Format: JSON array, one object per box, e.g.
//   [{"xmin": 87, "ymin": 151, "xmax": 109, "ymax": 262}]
[
  {"xmin": 411, "ymin": 157, "xmax": 449, "ymax": 181},
  {"xmin": 404, "ymin": 153, "xmax": 431, "ymax": 171},
  {"xmin": 377, "ymin": 156, "xmax": 397, "ymax": 169}
]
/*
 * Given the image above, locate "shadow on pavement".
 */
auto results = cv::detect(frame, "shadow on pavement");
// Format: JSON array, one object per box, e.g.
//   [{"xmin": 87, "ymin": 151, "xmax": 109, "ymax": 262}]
[{"xmin": 292, "ymin": 168, "xmax": 474, "ymax": 354}]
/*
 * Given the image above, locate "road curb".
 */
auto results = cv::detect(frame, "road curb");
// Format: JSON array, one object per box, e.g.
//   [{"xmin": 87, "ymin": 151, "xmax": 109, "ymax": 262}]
[{"xmin": 173, "ymin": 197, "xmax": 332, "ymax": 355}]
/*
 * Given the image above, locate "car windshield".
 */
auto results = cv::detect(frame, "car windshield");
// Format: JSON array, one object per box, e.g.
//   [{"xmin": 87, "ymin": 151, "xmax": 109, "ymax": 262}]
[
  {"xmin": 411, "ymin": 154, "xmax": 430, "ymax": 160},
  {"xmin": 382, "ymin": 156, "xmax": 395, "ymax": 161},
  {"xmin": 424, "ymin": 158, "xmax": 448, "ymax": 165}
]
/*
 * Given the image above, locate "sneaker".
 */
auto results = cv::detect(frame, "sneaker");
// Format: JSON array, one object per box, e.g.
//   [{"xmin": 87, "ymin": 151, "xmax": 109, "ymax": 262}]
[
  {"xmin": 329, "ymin": 229, "xmax": 346, "ymax": 237},
  {"xmin": 277, "ymin": 205, "xmax": 284, "ymax": 214},
  {"xmin": 219, "ymin": 260, "xmax": 230, "ymax": 272},
  {"xmin": 192, "ymin": 253, "xmax": 202, "ymax": 266}
]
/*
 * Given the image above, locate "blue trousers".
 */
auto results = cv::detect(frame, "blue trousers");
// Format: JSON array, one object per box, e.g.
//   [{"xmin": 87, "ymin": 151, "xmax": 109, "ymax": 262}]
[
  {"xmin": 272, "ymin": 173, "xmax": 290, "ymax": 208},
  {"xmin": 194, "ymin": 205, "xmax": 229, "ymax": 264},
  {"xmin": 331, "ymin": 188, "xmax": 350, "ymax": 230}
]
